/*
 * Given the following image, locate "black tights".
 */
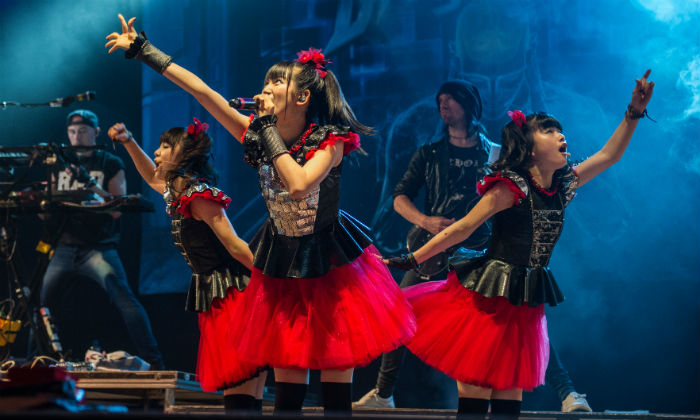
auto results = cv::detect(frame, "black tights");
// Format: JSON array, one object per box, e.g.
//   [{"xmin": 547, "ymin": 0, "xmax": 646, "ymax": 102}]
[
  {"xmin": 457, "ymin": 398, "xmax": 521, "ymax": 419},
  {"xmin": 273, "ymin": 381, "xmax": 352, "ymax": 416},
  {"xmin": 223, "ymin": 394, "xmax": 263, "ymax": 414}
]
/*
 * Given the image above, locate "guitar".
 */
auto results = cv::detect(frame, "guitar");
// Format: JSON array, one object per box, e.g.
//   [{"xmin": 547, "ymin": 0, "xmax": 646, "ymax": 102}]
[{"xmin": 405, "ymin": 225, "xmax": 456, "ymax": 276}]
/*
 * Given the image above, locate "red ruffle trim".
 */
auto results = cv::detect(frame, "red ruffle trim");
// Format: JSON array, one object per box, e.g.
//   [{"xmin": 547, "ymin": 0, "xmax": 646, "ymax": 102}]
[
  {"xmin": 476, "ymin": 173, "xmax": 526, "ymax": 206},
  {"xmin": 304, "ymin": 132, "xmax": 361, "ymax": 160},
  {"xmin": 238, "ymin": 114, "xmax": 256, "ymax": 144},
  {"xmin": 175, "ymin": 190, "xmax": 232, "ymax": 219}
]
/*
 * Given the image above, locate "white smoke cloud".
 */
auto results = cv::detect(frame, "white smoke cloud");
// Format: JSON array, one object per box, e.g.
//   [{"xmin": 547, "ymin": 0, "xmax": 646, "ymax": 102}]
[
  {"xmin": 633, "ymin": 0, "xmax": 700, "ymax": 25},
  {"xmin": 678, "ymin": 55, "xmax": 700, "ymax": 119}
]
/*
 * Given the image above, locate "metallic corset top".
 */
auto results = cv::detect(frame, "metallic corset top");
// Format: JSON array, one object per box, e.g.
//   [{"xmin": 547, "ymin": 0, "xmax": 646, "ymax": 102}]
[
  {"xmin": 258, "ymin": 164, "xmax": 320, "ymax": 237},
  {"xmin": 528, "ymin": 207, "xmax": 564, "ymax": 267}
]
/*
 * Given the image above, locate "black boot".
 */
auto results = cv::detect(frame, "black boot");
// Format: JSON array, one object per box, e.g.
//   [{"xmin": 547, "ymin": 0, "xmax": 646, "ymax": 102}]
[
  {"xmin": 457, "ymin": 397, "xmax": 489, "ymax": 419},
  {"xmin": 490, "ymin": 399, "xmax": 521, "ymax": 419},
  {"xmin": 274, "ymin": 382, "xmax": 307, "ymax": 416},
  {"xmin": 223, "ymin": 394, "xmax": 257, "ymax": 414},
  {"xmin": 321, "ymin": 382, "xmax": 351, "ymax": 416}
]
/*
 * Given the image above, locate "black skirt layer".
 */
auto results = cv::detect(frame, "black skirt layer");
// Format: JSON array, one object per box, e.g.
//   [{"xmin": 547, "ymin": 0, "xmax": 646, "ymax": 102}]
[
  {"xmin": 185, "ymin": 262, "xmax": 250, "ymax": 312},
  {"xmin": 249, "ymin": 210, "xmax": 373, "ymax": 279},
  {"xmin": 449, "ymin": 248, "xmax": 565, "ymax": 307}
]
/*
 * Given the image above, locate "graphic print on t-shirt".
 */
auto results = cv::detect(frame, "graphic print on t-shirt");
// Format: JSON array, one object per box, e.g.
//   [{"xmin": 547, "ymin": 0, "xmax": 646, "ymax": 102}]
[
  {"xmin": 56, "ymin": 170, "xmax": 105, "ymax": 191},
  {"xmin": 445, "ymin": 144, "xmax": 485, "ymax": 219}
]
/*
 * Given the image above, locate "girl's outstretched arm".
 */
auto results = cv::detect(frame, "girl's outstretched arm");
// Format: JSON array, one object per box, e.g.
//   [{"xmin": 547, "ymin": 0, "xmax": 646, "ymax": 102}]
[
  {"xmin": 272, "ymin": 143, "xmax": 344, "ymax": 199},
  {"xmin": 406, "ymin": 183, "xmax": 515, "ymax": 264},
  {"xmin": 105, "ymin": 14, "xmax": 251, "ymax": 141},
  {"xmin": 189, "ymin": 198, "xmax": 255, "ymax": 270},
  {"xmin": 107, "ymin": 122, "xmax": 164, "ymax": 193},
  {"xmin": 575, "ymin": 69, "xmax": 655, "ymax": 187}
]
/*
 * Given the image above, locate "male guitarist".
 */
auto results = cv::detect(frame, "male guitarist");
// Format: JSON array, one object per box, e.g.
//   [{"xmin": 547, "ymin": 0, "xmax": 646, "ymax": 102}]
[{"xmin": 355, "ymin": 80, "xmax": 498, "ymax": 408}]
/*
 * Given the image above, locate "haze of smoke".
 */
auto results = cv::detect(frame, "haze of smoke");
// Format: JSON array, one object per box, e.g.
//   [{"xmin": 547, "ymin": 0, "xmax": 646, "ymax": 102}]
[
  {"xmin": 678, "ymin": 55, "xmax": 700, "ymax": 119},
  {"xmin": 634, "ymin": 0, "xmax": 700, "ymax": 25}
]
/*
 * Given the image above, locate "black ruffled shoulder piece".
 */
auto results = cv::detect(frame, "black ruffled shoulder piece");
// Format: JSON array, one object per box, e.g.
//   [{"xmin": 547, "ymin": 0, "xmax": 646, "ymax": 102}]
[
  {"xmin": 289, "ymin": 124, "xmax": 350, "ymax": 163},
  {"xmin": 165, "ymin": 181, "xmax": 231, "ymax": 218},
  {"xmin": 242, "ymin": 122, "xmax": 352, "ymax": 168},
  {"xmin": 249, "ymin": 210, "xmax": 372, "ymax": 278},
  {"xmin": 449, "ymin": 248, "xmax": 565, "ymax": 307},
  {"xmin": 185, "ymin": 262, "xmax": 251, "ymax": 313},
  {"xmin": 477, "ymin": 169, "xmax": 529, "ymax": 206}
]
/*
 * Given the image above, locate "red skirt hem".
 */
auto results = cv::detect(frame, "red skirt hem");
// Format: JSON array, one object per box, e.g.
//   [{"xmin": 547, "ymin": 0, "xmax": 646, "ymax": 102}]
[
  {"xmin": 404, "ymin": 272, "xmax": 549, "ymax": 391},
  {"xmin": 196, "ymin": 289, "xmax": 264, "ymax": 392},
  {"xmin": 227, "ymin": 245, "xmax": 416, "ymax": 370}
]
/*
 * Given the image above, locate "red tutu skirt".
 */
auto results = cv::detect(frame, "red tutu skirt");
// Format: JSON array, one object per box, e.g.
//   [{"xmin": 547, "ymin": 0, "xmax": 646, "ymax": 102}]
[
  {"xmin": 227, "ymin": 245, "xmax": 416, "ymax": 370},
  {"xmin": 197, "ymin": 289, "xmax": 265, "ymax": 392},
  {"xmin": 404, "ymin": 271, "xmax": 549, "ymax": 391}
]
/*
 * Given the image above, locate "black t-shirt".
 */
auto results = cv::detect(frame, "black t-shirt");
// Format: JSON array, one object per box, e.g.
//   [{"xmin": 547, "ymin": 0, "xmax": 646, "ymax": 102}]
[
  {"xmin": 444, "ymin": 143, "xmax": 487, "ymax": 220},
  {"xmin": 444, "ymin": 143, "xmax": 490, "ymax": 248},
  {"xmin": 52, "ymin": 150, "xmax": 125, "ymax": 246}
]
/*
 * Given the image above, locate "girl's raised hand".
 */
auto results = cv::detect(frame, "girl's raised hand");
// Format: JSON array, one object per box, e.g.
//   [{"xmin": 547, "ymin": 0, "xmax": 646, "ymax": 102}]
[
  {"xmin": 105, "ymin": 14, "xmax": 138, "ymax": 54},
  {"xmin": 253, "ymin": 93, "xmax": 275, "ymax": 117},
  {"xmin": 107, "ymin": 123, "xmax": 134, "ymax": 145},
  {"xmin": 629, "ymin": 69, "xmax": 655, "ymax": 113}
]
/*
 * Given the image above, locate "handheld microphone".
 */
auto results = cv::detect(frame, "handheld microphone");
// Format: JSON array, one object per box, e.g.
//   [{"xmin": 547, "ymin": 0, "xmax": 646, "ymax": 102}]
[
  {"xmin": 228, "ymin": 97, "xmax": 258, "ymax": 110},
  {"xmin": 50, "ymin": 91, "xmax": 96, "ymax": 107}
]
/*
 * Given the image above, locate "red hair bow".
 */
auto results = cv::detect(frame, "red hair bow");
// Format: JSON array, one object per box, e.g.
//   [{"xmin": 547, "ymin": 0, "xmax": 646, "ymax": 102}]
[
  {"xmin": 507, "ymin": 110, "xmax": 527, "ymax": 129},
  {"xmin": 187, "ymin": 117, "xmax": 209, "ymax": 138},
  {"xmin": 296, "ymin": 47, "xmax": 330, "ymax": 78}
]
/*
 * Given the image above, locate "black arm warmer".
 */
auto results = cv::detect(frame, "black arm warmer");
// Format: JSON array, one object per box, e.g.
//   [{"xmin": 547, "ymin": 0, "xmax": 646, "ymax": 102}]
[
  {"xmin": 249, "ymin": 115, "xmax": 288, "ymax": 160},
  {"xmin": 125, "ymin": 32, "xmax": 172, "ymax": 74},
  {"xmin": 386, "ymin": 253, "xmax": 420, "ymax": 271}
]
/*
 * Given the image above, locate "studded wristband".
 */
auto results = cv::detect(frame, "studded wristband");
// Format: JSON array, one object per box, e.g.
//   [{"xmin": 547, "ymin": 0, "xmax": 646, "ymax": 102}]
[
  {"xmin": 252, "ymin": 115, "xmax": 288, "ymax": 160},
  {"xmin": 386, "ymin": 253, "xmax": 420, "ymax": 271},
  {"xmin": 125, "ymin": 32, "xmax": 172, "ymax": 74}
]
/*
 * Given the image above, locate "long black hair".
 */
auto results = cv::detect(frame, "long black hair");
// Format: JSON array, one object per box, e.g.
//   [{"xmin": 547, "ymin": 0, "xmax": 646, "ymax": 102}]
[
  {"xmin": 264, "ymin": 60, "xmax": 373, "ymax": 136},
  {"xmin": 489, "ymin": 112, "xmax": 563, "ymax": 172},
  {"xmin": 160, "ymin": 126, "xmax": 218, "ymax": 186}
]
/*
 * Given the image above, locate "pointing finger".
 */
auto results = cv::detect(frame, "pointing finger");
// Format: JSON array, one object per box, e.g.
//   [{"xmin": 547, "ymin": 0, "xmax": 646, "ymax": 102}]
[{"xmin": 118, "ymin": 13, "xmax": 128, "ymax": 33}]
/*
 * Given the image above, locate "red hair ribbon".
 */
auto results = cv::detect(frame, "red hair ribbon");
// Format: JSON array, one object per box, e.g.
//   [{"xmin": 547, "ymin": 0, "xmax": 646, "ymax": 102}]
[
  {"xmin": 507, "ymin": 110, "xmax": 527, "ymax": 129},
  {"xmin": 187, "ymin": 117, "xmax": 209, "ymax": 138},
  {"xmin": 295, "ymin": 47, "xmax": 330, "ymax": 78}
]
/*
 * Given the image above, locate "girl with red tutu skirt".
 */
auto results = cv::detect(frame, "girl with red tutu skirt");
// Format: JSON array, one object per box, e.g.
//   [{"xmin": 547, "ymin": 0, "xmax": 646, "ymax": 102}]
[
  {"xmin": 386, "ymin": 70, "xmax": 655, "ymax": 418},
  {"xmin": 107, "ymin": 120, "xmax": 266, "ymax": 413},
  {"xmin": 106, "ymin": 15, "xmax": 416, "ymax": 416}
]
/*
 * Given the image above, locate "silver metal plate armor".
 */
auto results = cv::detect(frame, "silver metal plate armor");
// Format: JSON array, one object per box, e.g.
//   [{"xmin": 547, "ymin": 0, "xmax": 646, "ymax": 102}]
[{"xmin": 259, "ymin": 164, "xmax": 320, "ymax": 237}]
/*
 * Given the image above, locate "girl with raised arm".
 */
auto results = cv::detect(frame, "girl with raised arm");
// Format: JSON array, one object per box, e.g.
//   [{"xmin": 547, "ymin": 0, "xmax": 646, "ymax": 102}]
[
  {"xmin": 107, "ymin": 120, "xmax": 266, "ymax": 414},
  {"xmin": 384, "ymin": 71, "xmax": 654, "ymax": 418},
  {"xmin": 106, "ymin": 14, "xmax": 416, "ymax": 416}
]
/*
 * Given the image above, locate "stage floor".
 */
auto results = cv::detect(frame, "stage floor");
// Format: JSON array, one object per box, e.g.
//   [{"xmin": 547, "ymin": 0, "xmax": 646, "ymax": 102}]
[{"xmin": 2, "ymin": 370, "xmax": 698, "ymax": 419}]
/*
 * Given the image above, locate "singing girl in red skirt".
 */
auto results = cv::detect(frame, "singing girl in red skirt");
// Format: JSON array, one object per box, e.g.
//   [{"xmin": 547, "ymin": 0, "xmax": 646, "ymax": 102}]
[{"xmin": 106, "ymin": 14, "xmax": 416, "ymax": 416}]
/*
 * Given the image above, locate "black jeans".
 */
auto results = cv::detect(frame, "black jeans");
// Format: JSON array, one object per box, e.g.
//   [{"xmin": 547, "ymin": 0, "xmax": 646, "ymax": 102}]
[
  {"xmin": 28, "ymin": 246, "xmax": 162, "ymax": 365},
  {"xmin": 544, "ymin": 341, "xmax": 576, "ymax": 401},
  {"xmin": 376, "ymin": 269, "xmax": 433, "ymax": 398}
]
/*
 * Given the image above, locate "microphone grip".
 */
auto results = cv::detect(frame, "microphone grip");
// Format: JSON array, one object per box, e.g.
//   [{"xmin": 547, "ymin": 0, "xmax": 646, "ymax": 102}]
[{"xmin": 228, "ymin": 97, "xmax": 258, "ymax": 110}]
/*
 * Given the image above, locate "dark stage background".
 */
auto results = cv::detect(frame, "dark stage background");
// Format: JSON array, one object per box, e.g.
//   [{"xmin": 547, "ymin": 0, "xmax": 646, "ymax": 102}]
[{"xmin": 1, "ymin": 0, "xmax": 698, "ymax": 414}]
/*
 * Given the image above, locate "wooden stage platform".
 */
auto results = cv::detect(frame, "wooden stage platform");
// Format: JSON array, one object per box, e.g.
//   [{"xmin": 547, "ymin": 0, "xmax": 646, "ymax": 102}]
[{"xmin": 2, "ymin": 370, "xmax": 698, "ymax": 419}]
